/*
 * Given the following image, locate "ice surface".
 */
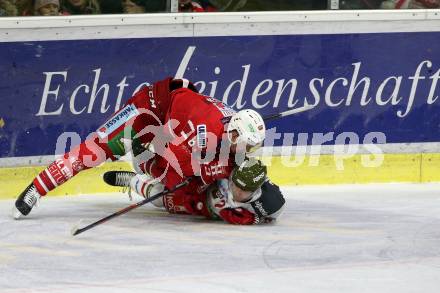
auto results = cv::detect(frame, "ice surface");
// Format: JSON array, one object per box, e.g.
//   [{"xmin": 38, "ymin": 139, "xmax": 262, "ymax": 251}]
[{"xmin": 1, "ymin": 183, "xmax": 440, "ymax": 293}]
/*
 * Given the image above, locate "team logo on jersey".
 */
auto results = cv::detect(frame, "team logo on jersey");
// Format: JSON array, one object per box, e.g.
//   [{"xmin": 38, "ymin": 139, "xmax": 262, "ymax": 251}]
[
  {"xmin": 69, "ymin": 157, "xmax": 85, "ymax": 172},
  {"xmin": 97, "ymin": 104, "xmax": 139, "ymax": 138},
  {"xmin": 197, "ymin": 124, "xmax": 207, "ymax": 148}
]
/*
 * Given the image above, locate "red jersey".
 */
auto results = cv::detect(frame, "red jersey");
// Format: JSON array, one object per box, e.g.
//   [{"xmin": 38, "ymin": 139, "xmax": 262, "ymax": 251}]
[
  {"xmin": 140, "ymin": 81, "xmax": 236, "ymax": 192},
  {"xmin": 165, "ymin": 88, "xmax": 235, "ymax": 176}
]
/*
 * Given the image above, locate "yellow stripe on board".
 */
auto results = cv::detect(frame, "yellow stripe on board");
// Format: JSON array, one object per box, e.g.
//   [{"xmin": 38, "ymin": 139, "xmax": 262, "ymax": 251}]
[
  {"xmin": 1, "ymin": 153, "xmax": 439, "ymax": 199},
  {"xmin": 421, "ymin": 153, "xmax": 440, "ymax": 182},
  {"xmin": 262, "ymin": 153, "xmax": 421, "ymax": 185},
  {"xmin": 263, "ymin": 153, "xmax": 440, "ymax": 185},
  {"xmin": 0, "ymin": 162, "xmax": 133, "ymax": 199}
]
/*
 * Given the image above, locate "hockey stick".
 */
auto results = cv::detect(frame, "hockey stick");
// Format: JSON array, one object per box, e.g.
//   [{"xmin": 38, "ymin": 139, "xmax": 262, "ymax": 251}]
[
  {"xmin": 71, "ymin": 177, "xmax": 192, "ymax": 236},
  {"xmin": 263, "ymin": 103, "xmax": 315, "ymax": 121}
]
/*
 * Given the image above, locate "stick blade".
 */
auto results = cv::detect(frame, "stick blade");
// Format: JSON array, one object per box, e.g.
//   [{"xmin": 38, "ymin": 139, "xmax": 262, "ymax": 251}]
[{"xmin": 70, "ymin": 219, "xmax": 83, "ymax": 236}]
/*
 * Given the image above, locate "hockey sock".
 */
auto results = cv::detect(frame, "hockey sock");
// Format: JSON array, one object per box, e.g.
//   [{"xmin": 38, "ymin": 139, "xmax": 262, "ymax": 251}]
[{"xmin": 33, "ymin": 135, "xmax": 114, "ymax": 196}]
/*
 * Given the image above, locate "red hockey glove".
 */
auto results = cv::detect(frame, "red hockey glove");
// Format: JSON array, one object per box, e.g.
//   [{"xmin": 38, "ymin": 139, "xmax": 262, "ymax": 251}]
[
  {"xmin": 163, "ymin": 187, "xmax": 209, "ymax": 217},
  {"xmin": 219, "ymin": 208, "xmax": 256, "ymax": 225}
]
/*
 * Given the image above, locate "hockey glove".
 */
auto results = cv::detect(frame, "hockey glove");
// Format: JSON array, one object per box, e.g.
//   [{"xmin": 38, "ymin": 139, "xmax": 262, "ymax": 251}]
[{"xmin": 219, "ymin": 208, "xmax": 256, "ymax": 225}]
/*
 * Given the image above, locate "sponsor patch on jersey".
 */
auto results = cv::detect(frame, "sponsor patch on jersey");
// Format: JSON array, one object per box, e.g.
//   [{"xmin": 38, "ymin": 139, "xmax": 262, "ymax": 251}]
[
  {"xmin": 97, "ymin": 104, "xmax": 139, "ymax": 138},
  {"xmin": 219, "ymin": 106, "xmax": 236, "ymax": 118},
  {"xmin": 253, "ymin": 200, "xmax": 269, "ymax": 217},
  {"xmin": 206, "ymin": 97, "xmax": 236, "ymax": 118},
  {"xmin": 250, "ymin": 182, "xmax": 286, "ymax": 219},
  {"xmin": 197, "ymin": 124, "xmax": 207, "ymax": 148}
]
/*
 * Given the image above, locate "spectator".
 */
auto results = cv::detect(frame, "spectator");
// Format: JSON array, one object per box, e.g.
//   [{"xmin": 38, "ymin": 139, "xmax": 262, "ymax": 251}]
[
  {"xmin": 340, "ymin": 0, "xmax": 382, "ymax": 9},
  {"xmin": 207, "ymin": 0, "xmax": 246, "ymax": 11},
  {"xmin": 121, "ymin": 0, "xmax": 166, "ymax": 14},
  {"xmin": 99, "ymin": 0, "xmax": 122, "ymax": 14},
  {"xmin": 380, "ymin": 0, "xmax": 439, "ymax": 8},
  {"xmin": 0, "ymin": 0, "xmax": 18, "ymax": 16},
  {"xmin": 178, "ymin": 0, "xmax": 204, "ymax": 12},
  {"xmin": 381, "ymin": 0, "xmax": 408, "ymax": 8},
  {"xmin": 61, "ymin": 0, "xmax": 100, "ymax": 14},
  {"xmin": 198, "ymin": 0, "xmax": 218, "ymax": 11},
  {"xmin": 122, "ymin": 0, "xmax": 145, "ymax": 13},
  {"xmin": 410, "ymin": 0, "xmax": 439, "ymax": 7},
  {"xmin": 16, "ymin": 0, "xmax": 33, "ymax": 15},
  {"xmin": 34, "ymin": 0, "xmax": 62, "ymax": 15},
  {"xmin": 208, "ymin": 0, "xmax": 327, "ymax": 11}
]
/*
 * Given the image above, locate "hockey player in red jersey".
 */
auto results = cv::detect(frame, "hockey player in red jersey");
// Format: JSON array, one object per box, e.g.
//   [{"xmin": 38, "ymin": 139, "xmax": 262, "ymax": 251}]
[
  {"xmin": 13, "ymin": 77, "xmax": 266, "ymax": 219},
  {"xmin": 103, "ymin": 158, "xmax": 286, "ymax": 225}
]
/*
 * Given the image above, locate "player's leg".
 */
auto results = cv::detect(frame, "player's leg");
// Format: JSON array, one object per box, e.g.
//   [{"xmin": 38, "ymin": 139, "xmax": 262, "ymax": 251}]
[
  {"xmin": 13, "ymin": 87, "xmax": 157, "ymax": 219},
  {"xmin": 13, "ymin": 133, "xmax": 115, "ymax": 219},
  {"xmin": 102, "ymin": 155, "xmax": 210, "ymax": 216},
  {"xmin": 102, "ymin": 145, "xmax": 165, "ymax": 207},
  {"xmin": 103, "ymin": 170, "xmax": 165, "ymax": 206},
  {"xmin": 102, "ymin": 169, "xmax": 208, "ymax": 215}
]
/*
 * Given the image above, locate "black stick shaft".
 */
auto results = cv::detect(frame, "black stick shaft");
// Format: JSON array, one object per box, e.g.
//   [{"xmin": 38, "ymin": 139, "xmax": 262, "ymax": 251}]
[
  {"xmin": 263, "ymin": 104, "xmax": 314, "ymax": 121},
  {"xmin": 72, "ymin": 179, "xmax": 191, "ymax": 236},
  {"xmin": 263, "ymin": 113, "xmax": 282, "ymax": 121}
]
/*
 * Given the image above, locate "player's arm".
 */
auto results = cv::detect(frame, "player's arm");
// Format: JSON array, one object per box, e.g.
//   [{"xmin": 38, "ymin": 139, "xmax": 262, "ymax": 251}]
[{"xmin": 218, "ymin": 207, "xmax": 257, "ymax": 225}]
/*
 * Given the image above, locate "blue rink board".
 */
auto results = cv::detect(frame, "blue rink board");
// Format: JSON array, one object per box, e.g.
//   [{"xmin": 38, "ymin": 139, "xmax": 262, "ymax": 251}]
[{"xmin": 0, "ymin": 31, "xmax": 439, "ymax": 158}]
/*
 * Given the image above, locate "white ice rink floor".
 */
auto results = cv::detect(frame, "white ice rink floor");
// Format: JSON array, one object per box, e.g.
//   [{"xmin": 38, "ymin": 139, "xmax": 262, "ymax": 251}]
[{"xmin": 1, "ymin": 183, "xmax": 440, "ymax": 293}]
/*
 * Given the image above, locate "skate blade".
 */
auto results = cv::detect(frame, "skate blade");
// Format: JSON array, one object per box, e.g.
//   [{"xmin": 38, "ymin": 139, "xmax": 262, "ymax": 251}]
[{"xmin": 12, "ymin": 206, "xmax": 23, "ymax": 220}]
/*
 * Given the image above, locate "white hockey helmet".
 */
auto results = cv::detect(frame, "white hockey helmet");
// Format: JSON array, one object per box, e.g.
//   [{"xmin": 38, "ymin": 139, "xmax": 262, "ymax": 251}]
[{"xmin": 227, "ymin": 109, "xmax": 266, "ymax": 153}]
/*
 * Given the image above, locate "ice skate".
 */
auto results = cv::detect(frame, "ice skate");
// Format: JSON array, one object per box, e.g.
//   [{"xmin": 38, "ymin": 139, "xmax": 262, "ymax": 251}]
[
  {"xmin": 103, "ymin": 171, "xmax": 164, "ymax": 201},
  {"xmin": 12, "ymin": 183, "xmax": 42, "ymax": 219},
  {"xmin": 103, "ymin": 171, "xmax": 136, "ymax": 188}
]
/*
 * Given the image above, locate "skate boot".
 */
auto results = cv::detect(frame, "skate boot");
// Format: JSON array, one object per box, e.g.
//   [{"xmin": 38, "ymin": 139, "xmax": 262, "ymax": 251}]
[
  {"xmin": 103, "ymin": 171, "xmax": 136, "ymax": 188},
  {"xmin": 13, "ymin": 183, "xmax": 42, "ymax": 219},
  {"xmin": 103, "ymin": 171, "xmax": 164, "ymax": 203},
  {"xmin": 103, "ymin": 171, "xmax": 136, "ymax": 199}
]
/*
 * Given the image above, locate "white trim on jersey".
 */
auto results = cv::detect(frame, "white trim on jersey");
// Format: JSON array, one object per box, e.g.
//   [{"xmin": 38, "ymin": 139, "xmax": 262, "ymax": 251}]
[
  {"xmin": 36, "ymin": 175, "xmax": 49, "ymax": 193},
  {"xmin": 45, "ymin": 169, "xmax": 58, "ymax": 187},
  {"xmin": 181, "ymin": 78, "xmax": 189, "ymax": 88}
]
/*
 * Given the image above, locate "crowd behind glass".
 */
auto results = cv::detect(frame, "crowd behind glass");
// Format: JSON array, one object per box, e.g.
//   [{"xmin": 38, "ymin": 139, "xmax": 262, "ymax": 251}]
[{"xmin": 0, "ymin": 0, "xmax": 438, "ymax": 17}]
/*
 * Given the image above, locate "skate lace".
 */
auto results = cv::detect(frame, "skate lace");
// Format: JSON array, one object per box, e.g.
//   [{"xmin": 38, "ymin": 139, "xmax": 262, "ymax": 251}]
[
  {"xmin": 122, "ymin": 185, "xmax": 133, "ymax": 201},
  {"xmin": 116, "ymin": 172, "xmax": 134, "ymax": 201},
  {"xmin": 23, "ymin": 185, "xmax": 40, "ymax": 207},
  {"xmin": 115, "ymin": 172, "xmax": 133, "ymax": 187}
]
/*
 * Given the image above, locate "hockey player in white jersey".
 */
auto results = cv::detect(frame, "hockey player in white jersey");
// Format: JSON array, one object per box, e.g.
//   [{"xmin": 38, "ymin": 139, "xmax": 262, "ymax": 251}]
[{"xmin": 104, "ymin": 158, "xmax": 285, "ymax": 225}]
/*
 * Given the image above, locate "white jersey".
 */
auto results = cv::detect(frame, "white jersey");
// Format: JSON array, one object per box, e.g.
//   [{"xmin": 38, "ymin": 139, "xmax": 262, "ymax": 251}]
[{"xmin": 206, "ymin": 178, "xmax": 286, "ymax": 224}]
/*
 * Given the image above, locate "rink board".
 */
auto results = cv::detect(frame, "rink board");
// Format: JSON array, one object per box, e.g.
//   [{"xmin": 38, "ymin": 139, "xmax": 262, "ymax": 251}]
[
  {"xmin": 1, "ymin": 11, "xmax": 440, "ymax": 196},
  {"xmin": 1, "ymin": 153, "xmax": 440, "ymax": 199},
  {"xmin": 0, "ymin": 11, "xmax": 440, "ymax": 157}
]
